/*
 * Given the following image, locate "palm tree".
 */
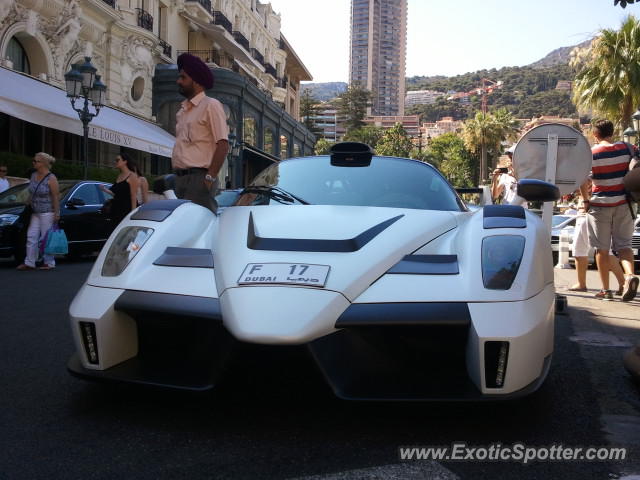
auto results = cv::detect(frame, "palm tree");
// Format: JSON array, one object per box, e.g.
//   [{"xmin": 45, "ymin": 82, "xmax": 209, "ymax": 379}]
[
  {"xmin": 572, "ymin": 15, "xmax": 640, "ymax": 130},
  {"xmin": 461, "ymin": 112, "xmax": 504, "ymax": 184}
]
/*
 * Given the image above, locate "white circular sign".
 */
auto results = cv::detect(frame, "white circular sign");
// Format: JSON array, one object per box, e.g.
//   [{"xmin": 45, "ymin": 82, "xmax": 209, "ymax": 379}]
[{"xmin": 512, "ymin": 123, "xmax": 592, "ymax": 196}]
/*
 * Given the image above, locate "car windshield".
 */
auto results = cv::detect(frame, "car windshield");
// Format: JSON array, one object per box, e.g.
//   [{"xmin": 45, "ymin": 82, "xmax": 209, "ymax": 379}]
[
  {"xmin": 0, "ymin": 180, "xmax": 76, "ymax": 206},
  {"xmin": 238, "ymin": 156, "xmax": 463, "ymax": 211},
  {"xmin": 0, "ymin": 183, "xmax": 30, "ymax": 205}
]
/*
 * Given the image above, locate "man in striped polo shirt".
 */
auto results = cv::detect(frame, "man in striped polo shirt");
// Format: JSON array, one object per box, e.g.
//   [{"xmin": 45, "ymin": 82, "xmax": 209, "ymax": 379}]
[{"xmin": 580, "ymin": 119, "xmax": 638, "ymax": 301}]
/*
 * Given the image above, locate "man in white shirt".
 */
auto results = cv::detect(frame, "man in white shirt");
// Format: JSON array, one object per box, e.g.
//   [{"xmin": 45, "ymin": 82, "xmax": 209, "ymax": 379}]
[
  {"xmin": 491, "ymin": 146, "xmax": 518, "ymax": 204},
  {"xmin": 0, "ymin": 165, "xmax": 9, "ymax": 193}
]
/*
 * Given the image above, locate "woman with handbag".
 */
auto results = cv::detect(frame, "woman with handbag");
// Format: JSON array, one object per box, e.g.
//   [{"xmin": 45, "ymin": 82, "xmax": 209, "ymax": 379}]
[
  {"xmin": 17, "ymin": 152, "xmax": 60, "ymax": 271},
  {"xmin": 99, "ymin": 152, "xmax": 139, "ymax": 227}
]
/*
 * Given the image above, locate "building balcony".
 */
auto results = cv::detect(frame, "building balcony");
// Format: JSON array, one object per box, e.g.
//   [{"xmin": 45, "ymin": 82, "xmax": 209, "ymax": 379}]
[
  {"xmin": 212, "ymin": 10, "xmax": 233, "ymax": 35},
  {"xmin": 265, "ymin": 63, "xmax": 277, "ymax": 79},
  {"xmin": 232, "ymin": 31, "xmax": 250, "ymax": 51},
  {"xmin": 250, "ymin": 48, "xmax": 265, "ymax": 66},
  {"xmin": 273, "ymin": 87, "xmax": 286, "ymax": 104},
  {"xmin": 159, "ymin": 39, "xmax": 172, "ymax": 58},
  {"xmin": 278, "ymin": 77, "xmax": 288, "ymax": 89},
  {"xmin": 186, "ymin": 0, "xmax": 212, "ymax": 14},
  {"xmin": 136, "ymin": 8, "xmax": 153, "ymax": 31},
  {"xmin": 176, "ymin": 49, "xmax": 219, "ymax": 65}
]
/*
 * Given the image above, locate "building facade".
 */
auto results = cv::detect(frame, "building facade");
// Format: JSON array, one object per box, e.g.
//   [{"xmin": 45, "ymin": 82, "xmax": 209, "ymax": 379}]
[
  {"xmin": 0, "ymin": 0, "xmax": 314, "ymax": 184},
  {"xmin": 364, "ymin": 114, "xmax": 419, "ymax": 138},
  {"xmin": 420, "ymin": 116, "xmax": 463, "ymax": 142},
  {"xmin": 349, "ymin": 0, "xmax": 406, "ymax": 117},
  {"xmin": 405, "ymin": 89, "xmax": 443, "ymax": 106},
  {"xmin": 309, "ymin": 102, "xmax": 346, "ymax": 142}
]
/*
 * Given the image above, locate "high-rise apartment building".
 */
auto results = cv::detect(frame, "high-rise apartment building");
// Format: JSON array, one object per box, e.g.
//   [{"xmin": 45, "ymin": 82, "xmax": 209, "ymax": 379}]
[{"xmin": 349, "ymin": 0, "xmax": 407, "ymax": 116}]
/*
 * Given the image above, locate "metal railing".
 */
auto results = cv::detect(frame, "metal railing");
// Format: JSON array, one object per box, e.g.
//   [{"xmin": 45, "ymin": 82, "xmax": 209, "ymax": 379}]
[
  {"xmin": 159, "ymin": 39, "xmax": 172, "ymax": 58},
  {"xmin": 265, "ymin": 63, "xmax": 277, "ymax": 79},
  {"xmin": 136, "ymin": 8, "xmax": 153, "ymax": 32},
  {"xmin": 176, "ymin": 49, "xmax": 219, "ymax": 65},
  {"xmin": 250, "ymin": 48, "xmax": 264, "ymax": 66},
  {"xmin": 233, "ymin": 31, "xmax": 250, "ymax": 51},
  {"xmin": 212, "ymin": 10, "xmax": 232, "ymax": 34}
]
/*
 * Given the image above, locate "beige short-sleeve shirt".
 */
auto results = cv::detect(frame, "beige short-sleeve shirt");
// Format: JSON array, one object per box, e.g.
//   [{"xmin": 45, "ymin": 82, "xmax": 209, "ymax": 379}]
[{"xmin": 172, "ymin": 92, "xmax": 229, "ymax": 170}]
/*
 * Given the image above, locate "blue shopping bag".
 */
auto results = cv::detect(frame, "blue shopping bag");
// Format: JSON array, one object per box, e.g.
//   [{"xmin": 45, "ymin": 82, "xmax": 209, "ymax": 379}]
[{"xmin": 44, "ymin": 225, "xmax": 69, "ymax": 255}]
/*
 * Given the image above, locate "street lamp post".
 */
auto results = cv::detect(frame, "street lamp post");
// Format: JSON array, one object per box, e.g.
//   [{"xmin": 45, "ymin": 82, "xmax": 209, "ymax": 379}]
[
  {"xmin": 632, "ymin": 109, "xmax": 640, "ymax": 147},
  {"xmin": 227, "ymin": 132, "xmax": 242, "ymax": 188},
  {"xmin": 64, "ymin": 57, "xmax": 107, "ymax": 179}
]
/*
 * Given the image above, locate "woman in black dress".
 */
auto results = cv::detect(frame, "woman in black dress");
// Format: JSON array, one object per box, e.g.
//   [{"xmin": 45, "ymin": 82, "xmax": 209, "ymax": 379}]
[{"xmin": 100, "ymin": 153, "xmax": 139, "ymax": 226}]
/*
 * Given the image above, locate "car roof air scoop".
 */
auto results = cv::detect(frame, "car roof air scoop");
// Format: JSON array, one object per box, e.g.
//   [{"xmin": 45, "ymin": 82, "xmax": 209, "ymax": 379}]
[{"xmin": 330, "ymin": 142, "xmax": 373, "ymax": 167}]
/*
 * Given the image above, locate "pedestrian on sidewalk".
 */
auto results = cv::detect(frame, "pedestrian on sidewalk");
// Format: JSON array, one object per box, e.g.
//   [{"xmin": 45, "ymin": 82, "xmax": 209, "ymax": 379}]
[
  {"xmin": 171, "ymin": 53, "xmax": 229, "ymax": 212},
  {"xmin": 16, "ymin": 152, "xmax": 60, "ymax": 271},
  {"xmin": 579, "ymin": 119, "xmax": 639, "ymax": 301},
  {"xmin": 100, "ymin": 153, "xmax": 139, "ymax": 227},
  {"xmin": 569, "ymin": 184, "xmax": 626, "ymax": 299}
]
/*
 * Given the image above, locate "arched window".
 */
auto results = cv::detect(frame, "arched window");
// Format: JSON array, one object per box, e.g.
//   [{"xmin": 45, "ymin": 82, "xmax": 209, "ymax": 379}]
[
  {"xmin": 264, "ymin": 128, "xmax": 274, "ymax": 154},
  {"xmin": 280, "ymin": 135, "xmax": 289, "ymax": 159},
  {"xmin": 7, "ymin": 37, "xmax": 30, "ymax": 74},
  {"xmin": 243, "ymin": 115, "xmax": 257, "ymax": 146}
]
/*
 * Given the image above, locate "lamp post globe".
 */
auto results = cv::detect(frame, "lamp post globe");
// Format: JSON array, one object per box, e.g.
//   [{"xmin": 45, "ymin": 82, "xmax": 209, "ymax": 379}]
[
  {"xmin": 632, "ymin": 109, "xmax": 640, "ymax": 145},
  {"xmin": 623, "ymin": 126, "xmax": 637, "ymax": 145}
]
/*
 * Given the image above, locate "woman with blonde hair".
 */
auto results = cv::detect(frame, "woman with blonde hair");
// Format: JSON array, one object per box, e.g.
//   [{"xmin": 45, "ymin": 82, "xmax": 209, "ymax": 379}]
[{"xmin": 17, "ymin": 152, "xmax": 60, "ymax": 271}]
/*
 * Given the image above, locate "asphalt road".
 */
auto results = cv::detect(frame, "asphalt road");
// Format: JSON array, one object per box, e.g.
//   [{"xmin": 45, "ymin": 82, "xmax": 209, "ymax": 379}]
[{"xmin": 1, "ymin": 257, "xmax": 639, "ymax": 480}]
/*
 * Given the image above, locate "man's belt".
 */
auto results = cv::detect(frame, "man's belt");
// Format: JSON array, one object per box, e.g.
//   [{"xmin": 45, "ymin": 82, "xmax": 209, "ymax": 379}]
[{"xmin": 173, "ymin": 167, "xmax": 207, "ymax": 177}]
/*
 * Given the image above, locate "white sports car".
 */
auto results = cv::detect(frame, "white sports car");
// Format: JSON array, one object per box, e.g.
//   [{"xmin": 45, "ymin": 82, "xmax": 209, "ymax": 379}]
[{"xmin": 67, "ymin": 143, "xmax": 560, "ymax": 400}]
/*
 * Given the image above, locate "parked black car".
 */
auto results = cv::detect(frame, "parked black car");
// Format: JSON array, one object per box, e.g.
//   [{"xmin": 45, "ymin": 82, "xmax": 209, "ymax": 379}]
[{"xmin": 0, "ymin": 180, "xmax": 114, "ymax": 261}]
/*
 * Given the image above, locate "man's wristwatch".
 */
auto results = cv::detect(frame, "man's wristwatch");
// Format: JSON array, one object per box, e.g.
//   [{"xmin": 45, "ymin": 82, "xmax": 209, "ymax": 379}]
[{"xmin": 205, "ymin": 174, "xmax": 214, "ymax": 182}]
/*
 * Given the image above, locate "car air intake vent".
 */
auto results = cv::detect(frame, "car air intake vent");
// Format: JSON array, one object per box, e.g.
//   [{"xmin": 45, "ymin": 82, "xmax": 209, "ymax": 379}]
[{"xmin": 330, "ymin": 142, "xmax": 373, "ymax": 167}]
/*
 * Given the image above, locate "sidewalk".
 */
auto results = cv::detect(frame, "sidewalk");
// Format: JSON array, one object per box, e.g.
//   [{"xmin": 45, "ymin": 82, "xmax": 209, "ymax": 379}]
[
  {"xmin": 555, "ymin": 267, "xmax": 639, "ymax": 352},
  {"xmin": 555, "ymin": 267, "xmax": 640, "ymax": 478},
  {"xmin": 555, "ymin": 267, "xmax": 639, "ymax": 323}
]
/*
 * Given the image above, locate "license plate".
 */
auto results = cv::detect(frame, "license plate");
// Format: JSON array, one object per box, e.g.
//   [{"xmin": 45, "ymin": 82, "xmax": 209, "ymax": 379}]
[{"xmin": 238, "ymin": 263, "xmax": 330, "ymax": 287}]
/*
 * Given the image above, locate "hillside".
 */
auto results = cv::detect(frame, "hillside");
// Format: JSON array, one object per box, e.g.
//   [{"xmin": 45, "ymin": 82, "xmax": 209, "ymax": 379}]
[
  {"xmin": 301, "ymin": 82, "xmax": 347, "ymax": 102},
  {"xmin": 529, "ymin": 39, "xmax": 592, "ymax": 68},
  {"xmin": 405, "ymin": 63, "xmax": 577, "ymax": 121},
  {"xmin": 301, "ymin": 42, "xmax": 588, "ymax": 122}
]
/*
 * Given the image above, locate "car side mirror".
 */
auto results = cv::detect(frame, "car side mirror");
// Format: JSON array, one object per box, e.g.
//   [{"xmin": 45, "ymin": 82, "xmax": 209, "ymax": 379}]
[
  {"xmin": 516, "ymin": 179, "xmax": 560, "ymax": 203},
  {"xmin": 66, "ymin": 198, "xmax": 85, "ymax": 208}
]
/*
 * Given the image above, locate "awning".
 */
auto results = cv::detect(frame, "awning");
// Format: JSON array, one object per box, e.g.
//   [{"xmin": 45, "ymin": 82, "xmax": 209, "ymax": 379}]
[{"xmin": 0, "ymin": 67, "xmax": 175, "ymax": 157}]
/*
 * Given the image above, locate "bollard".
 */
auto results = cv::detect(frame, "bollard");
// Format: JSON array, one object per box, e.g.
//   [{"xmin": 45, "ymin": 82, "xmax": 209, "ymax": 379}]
[
  {"xmin": 555, "ymin": 294, "xmax": 567, "ymax": 315},
  {"xmin": 555, "ymin": 228, "xmax": 572, "ymax": 269}
]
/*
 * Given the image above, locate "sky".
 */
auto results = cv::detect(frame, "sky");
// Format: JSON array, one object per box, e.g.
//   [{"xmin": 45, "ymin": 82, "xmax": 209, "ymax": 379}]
[{"xmin": 266, "ymin": 0, "xmax": 638, "ymax": 83}]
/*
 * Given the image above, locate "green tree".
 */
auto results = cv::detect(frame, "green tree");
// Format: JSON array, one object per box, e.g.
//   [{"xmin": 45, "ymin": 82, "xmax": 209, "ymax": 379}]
[
  {"xmin": 375, "ymin": 123, "xmax": 415, "ymax": 158},
  {"xmin": 572, "ymin": 15, "xmax": 640, "ymax": 130},
  {"xmin": 335, "ymin": 84, "xmax": 372, "ymax": 133},
  {"xmin": 424, "ymin": 133, "xmax": 475, "ymax": 188},
  {"xmin": 462, "ymin": 111, "xmax": 509, "ymax": 184},
  {"xmin": 314, "ymin": 138, "xmax": 332, "ymax": 155},
  {"xmin": 300, "ymin": 90, "xmax": 322, "ymax": 137},
  {"xmin": 342, "ymin": 125, "xmax": 385, "ymax": 149}
]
